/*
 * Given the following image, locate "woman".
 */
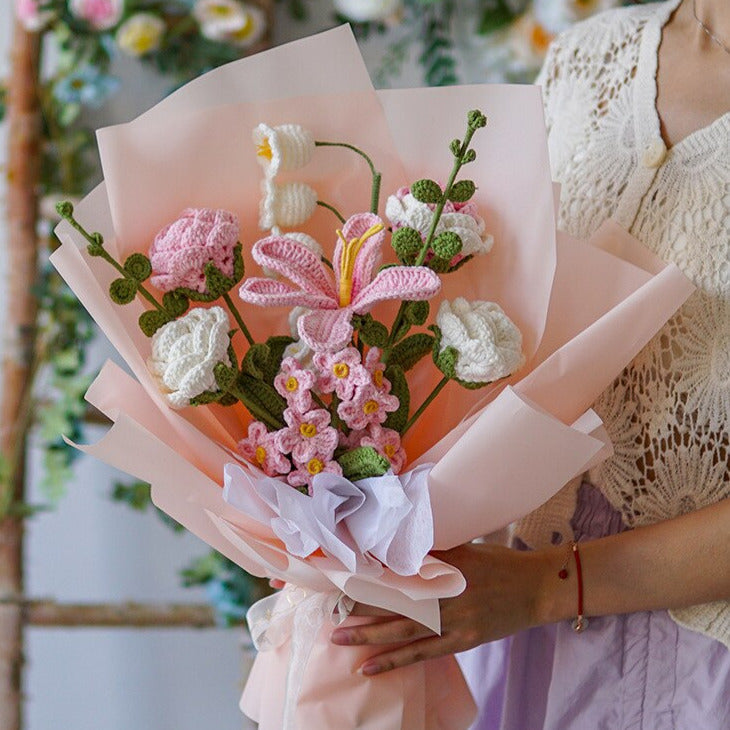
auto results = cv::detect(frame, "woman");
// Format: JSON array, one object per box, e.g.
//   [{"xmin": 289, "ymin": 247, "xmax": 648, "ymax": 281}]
[{"xmin": 330, "ymin": 0, "xmax": 730, "ymax": 726}]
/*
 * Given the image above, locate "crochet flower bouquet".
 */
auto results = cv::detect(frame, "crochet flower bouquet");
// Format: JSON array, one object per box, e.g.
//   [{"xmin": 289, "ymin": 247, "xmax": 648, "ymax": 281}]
[{"xmin": 51, "ymin": 27, "xmax": 694, "ymax": 730}]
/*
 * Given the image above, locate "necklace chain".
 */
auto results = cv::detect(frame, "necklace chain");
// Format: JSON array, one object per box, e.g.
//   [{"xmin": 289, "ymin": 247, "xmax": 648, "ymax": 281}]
[{"xmin": 692, "ymin": 0, "xmax": 730, "ymax": 56}]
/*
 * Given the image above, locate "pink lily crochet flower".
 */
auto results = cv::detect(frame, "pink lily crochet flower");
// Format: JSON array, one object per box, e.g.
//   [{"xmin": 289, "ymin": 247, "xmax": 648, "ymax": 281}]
[
  {"xmin": 287, "ymin": 455, "xmax": 343, "ymax": 492},
  {"xmin": 276, "ymin": 407, "xmax": 338, "ymax": 464},
  {"xmin": 274, "ymin": 357, "xmax": 316, "ymax": 412},
  {"xmin": 237, "ymin": 421, "xmax": 291, "ymax": 477},
  {"xmin": 364, "ymin": 347, "xmax": 391, "ymax": 393},
  {"xmin": 360, "ymin": 424, "xmax": 407, "ymax": 474},
  {"xmin": 313, "ymin": 346, "xmax": 370, "ymax": 400},
  {"xmin": 238, "ymin": 212, "xmax": 441, "ymax": 352},
  {"xmin": 149, "ymin": 208, "xmax": 238, "ymax": 293},
  {"xmin": 338, "ymin": 383, "xmax": 399, "ymax": 431}
]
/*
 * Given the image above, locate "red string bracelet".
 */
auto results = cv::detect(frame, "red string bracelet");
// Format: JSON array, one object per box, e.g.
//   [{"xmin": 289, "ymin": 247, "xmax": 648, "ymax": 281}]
[{"xmin": 558, "ymin": 540, "xmax": 588, "ymax": 633}]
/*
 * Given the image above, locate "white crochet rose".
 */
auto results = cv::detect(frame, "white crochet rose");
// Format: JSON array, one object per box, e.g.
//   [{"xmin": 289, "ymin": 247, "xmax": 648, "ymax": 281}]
[
  {"xmin": 148, "ymin": 306, "xmax": 232, "ymax": 409},
  {"xmin": 436, "ymin": 298, "xmax": 524, "ymax": 383},
  {"xmin": 253, "ymin": 123, "xmax": 316, "ymax": 177},
  {"xmin": 259, "ymin": 179, "xmax": 318, "ymax": 230},
  {"xmin": 385, "ymin": 192, "xmax": 493, "ymax": 257}
]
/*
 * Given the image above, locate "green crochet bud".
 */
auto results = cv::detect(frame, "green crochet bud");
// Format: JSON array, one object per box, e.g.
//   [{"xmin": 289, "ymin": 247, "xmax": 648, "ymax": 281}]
[
  {"xmin": 391, "ymin": 227, "xmax": 423, "ymax": 260},
  {"xmin": 55, "ymin": 200, "xmax": 74, "ymax": 219},
  {"xmin": 432, "ymin": 231, "xmax": 462, "ymax": 260},
  {"xmin": 109, "ymin": 278, "xmax": 138, "ymax": 305},
  {"xmin": 87, "ymin": 232, "xmax": 105, "ymax": 257},
  {"xmin": 448, "ymin": 180, "xmax": 476, "ymax": 203},
  {"xmin": 123, "ymin": 253, "xmax": 152, "ymax": 282},
  {"xmin": 449, "ymin": 139, "xmax": 462, "ymax": 157},
  {"xmin": 411, "ymin": 179, "xmax": 443, "ymax": 204},
  {"xmin": 463, "ymin": 149, "xmax": 477, "ymax": 164},
  {"xmin": 467, "ymin": 110, "xmax": 488, "ymax": 130}
]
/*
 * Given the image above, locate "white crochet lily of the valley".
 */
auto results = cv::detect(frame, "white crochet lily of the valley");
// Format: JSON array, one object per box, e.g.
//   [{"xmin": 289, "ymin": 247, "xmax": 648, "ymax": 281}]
[
  {"xmin": 437, "ymin": 298, "xmax": 524, "ymax": 383},
  {"xmin": 332, "ymin": 0, "xmax": 403, "ymax": 23},
  {"xmin": 253, "ymin": 123, "xmax": 316, "ymax": 178},
  {"xmin": 147, "ymin": 305, "xmax": 231, "ymax": 409},
  {"xmin": 385, "ymin": 192, "xmax": 494, "ymax": 257},
  {"xmin": 259, "ymin": 178, "xmax": 318, "ymax": 230}
]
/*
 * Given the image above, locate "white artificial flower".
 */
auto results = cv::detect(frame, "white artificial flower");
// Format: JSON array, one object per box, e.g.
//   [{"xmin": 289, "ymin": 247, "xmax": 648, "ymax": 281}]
[
  {"xmin": 193, "ymin": 0, "xmax": 248, "ymax": 34},
  {"xmin": 205, "ymin": 3, "xmax": 266, "ymax": 48},
  {"xmin": 261, "ymin": 233, "xmax": 322, "ymax": 278},
  {"xmin": 259, "ymin": 178, "xmax": 318, "ymax": 230},
  {"xmin": 147, "ymin": 306, "xmax": 231, "ymax": 409},
  {"xmin": 332, "ymin": 0, "xmax": 402, "ymax": 23},
  {"xmin": 282, "ymin": 306, "xmax": 315, "ymax": 370},
  {"xmin": 115, "ymin": 13, "xmax": 166, "ymax": 57},
  {"xmin": 252, "ymin": 123, "xmax": 315, "ymax": 178},
  {"xmin": 534, "ymin": 0, "xmax": 621, "ymax": 35},
  {"xmin": 436, "ymin": 298, "xmax": 524, "ymax": 384},
  {"xmin": 385, "ymin": 192, "xmax": 493, "ymax": 257}
]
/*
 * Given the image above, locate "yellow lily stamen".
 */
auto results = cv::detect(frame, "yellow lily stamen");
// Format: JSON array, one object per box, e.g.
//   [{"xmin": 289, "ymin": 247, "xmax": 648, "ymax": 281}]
[{"xmin": 337, "ymin": 222, "xmax": 385, "ymax": 307}]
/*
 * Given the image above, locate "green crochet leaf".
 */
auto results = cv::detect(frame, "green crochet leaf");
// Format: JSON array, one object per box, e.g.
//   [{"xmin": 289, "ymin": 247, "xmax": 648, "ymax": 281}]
[
  {"xmin": 448, "ymin": 254, "xmax": 474, "ymax": 273},
  {"xmin": 262, "ymin": 335, "xmax": 296, "ymax": 384},
  {"xmin": 432, "ymin": 231, "xmax": 462, "ymax": 260},
  {"xmin": 109, "ymin": 277, "xmax": 138, "ymax": 305},
  {"xmin": 242, "ymin": 343, "xmax": 269, "ymax": 380},
  {"xmin": 404, "ymin": 300, "xmax": 429, "ymax": 326},
  {"xmin": 384, "ymin": 364, "xmax": 410, "ymax": 433},
  {"xmin": 239, "ymin": 374, "xmax": 287, "ymax": 427},
  {"xmin": 455, "ymin": 376, "xmax": 492, "ymax": 390},
  {"xmin": 162, "ymin": 290, "xmax": 189, "ymax": 318},
  {"xmin": 411, "ymin": 178, "xmax": 442, "ymax": 204},
  {"xmin": 123, "ymin": 253, "xmax": 152, "ymax": 282},
  {"xmin": 428, "ymin": 255, "xmax": 451, "ymax": 273},
  {"xmin": 189, "ymin": 390, "xmax": 223, "ymax": 406},
  {"xmin": 448, "ymin": 180, "xmax": 476, "ymax": 203},
  {"xmin": 338, "ymin": 446, "xmax": 390, "ymax": 482},
  {"xmin": 214, "ymin": 362, "xmax": 237, "ymax": 391},
  {"xmin": 176, "ymin": 245, "xmax": 245, "ymax": 302},
  {"xmin": 138, "ymin": 309, "xmax": 170, "ymax": 337},
  {"xmin": 391, "ymin": 226, "xmax": 423, "ymax": 262},
  {"xmin": 389, "ymin": 333, "xmax": 435, "ymax": 372},
  {"xmin": 429, "ymin": 323, "xmax": 457, "ymax": 379},
  {"xmin": 358, "ymin": 315, "xmax": 389, "ymax": 348}
]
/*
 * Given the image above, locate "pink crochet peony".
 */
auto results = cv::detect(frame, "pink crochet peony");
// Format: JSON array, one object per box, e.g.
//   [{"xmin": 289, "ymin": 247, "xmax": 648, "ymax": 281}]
[
  {"xmin": 149, "ymin": 208, "xmax": 239, "ymax": 293},
  {"xmin": 237, "ymin": 421, "xmax": 291, "ymax": 477}
]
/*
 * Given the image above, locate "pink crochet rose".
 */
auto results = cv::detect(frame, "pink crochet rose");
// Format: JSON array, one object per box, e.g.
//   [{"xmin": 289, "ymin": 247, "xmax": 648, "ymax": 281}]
[
  {"xmin": 274, "ymin": 357, "xmax": 316, "ymax": 412},
  {"xmin": 287, "ymin": 455, "xmax": 343, "ymax": 492},
  {"xmin": 276, "ymin": 407, "xmax": 338, "ymax": 464},
  {"xmin": 360, "ymin": 423, "xmax": 406, "ymax": 474},
  {"xmin": 313, "ymin": 347, "xmax": 370, "ymax": 400},
  {"xmin": 15, "ymin": 0, "xmax": 54, "ymax": 30},
  {"xmin": 237, "ymin": 421, "xmax": 291, "ymax": 477},
  {"xmin": 149, "ymin": 208, "xmax": 239, "ymax": 293},
  {"xmin": 68, "ymin": 0, "xmax": 124, "ymax": 30},
  {"xmin": 337, "ymin": 383, "xmax": 399, "ymax": 431}
]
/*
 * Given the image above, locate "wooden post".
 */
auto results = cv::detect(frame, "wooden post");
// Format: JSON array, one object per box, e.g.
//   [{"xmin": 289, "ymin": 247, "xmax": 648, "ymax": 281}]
[{"xmin": 0, "ymin": 19, "xmax": 42, "ymax": 730}]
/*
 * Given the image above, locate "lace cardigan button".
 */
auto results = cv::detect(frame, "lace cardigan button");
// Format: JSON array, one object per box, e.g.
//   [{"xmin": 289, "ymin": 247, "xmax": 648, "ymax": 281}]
[{"xmin": 641, "ymin": 138, "xmax": 667, "ymax": 168}]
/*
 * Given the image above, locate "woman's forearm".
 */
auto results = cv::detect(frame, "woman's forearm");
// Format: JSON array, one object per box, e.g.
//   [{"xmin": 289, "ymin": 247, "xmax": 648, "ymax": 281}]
[{"xmin": 537, "ymin": 496, "xmax": 730, "ymax": 625}]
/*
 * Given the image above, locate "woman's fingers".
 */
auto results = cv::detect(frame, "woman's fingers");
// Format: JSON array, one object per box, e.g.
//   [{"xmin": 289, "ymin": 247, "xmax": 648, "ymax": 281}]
[
  {"xmin": 358, "ymin": 635, "xmax": 455, "ymax": 675},
  {"xmin": 331, "ymin": 617, "xmax": 435, "ymax": 646}
]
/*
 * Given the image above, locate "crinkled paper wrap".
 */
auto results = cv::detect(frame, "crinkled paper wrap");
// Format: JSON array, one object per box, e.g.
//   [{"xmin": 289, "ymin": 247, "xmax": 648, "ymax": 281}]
[{"xmin": 51, "ymin": 26, "xmax": 694, "ymax": 730}]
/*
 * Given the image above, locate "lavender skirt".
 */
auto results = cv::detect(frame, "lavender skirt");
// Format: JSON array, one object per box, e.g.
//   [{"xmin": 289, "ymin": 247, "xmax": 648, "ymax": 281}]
[{"xmin": 457, "ymin": 483, "xmax": 730, "ymax": 729}]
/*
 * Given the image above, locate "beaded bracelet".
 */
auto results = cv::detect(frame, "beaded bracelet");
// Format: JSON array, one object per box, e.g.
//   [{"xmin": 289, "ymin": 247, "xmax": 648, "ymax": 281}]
[{"xmin": 558, "ymin": 540, "xmax": 588, "ymax": 633}]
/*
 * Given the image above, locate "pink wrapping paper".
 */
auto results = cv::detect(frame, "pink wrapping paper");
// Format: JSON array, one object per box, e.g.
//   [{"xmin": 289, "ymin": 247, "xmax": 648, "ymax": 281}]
[{"xmin": 50, "ymin": 26, "xmax": 695, "ymax": 730}]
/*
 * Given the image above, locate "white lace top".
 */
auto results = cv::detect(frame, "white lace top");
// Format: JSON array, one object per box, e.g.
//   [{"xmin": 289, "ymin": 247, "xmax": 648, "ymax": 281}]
[{"xmin": 516, "ymin": 0, "xmax": 730, "ymax": 646}]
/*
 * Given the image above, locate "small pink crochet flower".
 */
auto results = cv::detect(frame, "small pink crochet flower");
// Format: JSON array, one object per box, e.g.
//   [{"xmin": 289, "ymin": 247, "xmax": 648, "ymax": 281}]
[
  {"xmin": 237, "ymin": 421, "xmax": 291, "ymax": 477},
  {"xmin": 360, "ymin": 424, "xmax": 407, "ymax": 474},
  {"xmin": 364, "ymin": 347, "xmax": 391, "ymax": 393},
  {"xmin": 338, "ymin": 428, "xmax": 367, "ymax": 450},
  {"xmin": 276, "ymin": 407, "xmax": 338, "ymax": 464},
  {"xmin": 313, "ymin": 347, "xmax": 370, "ymax": 400},
  {"xmin": 274, "ymin": 357, "xmax": 316, "ymax": 412},
  {"xmin": 239, "ymin": 212, "xmax": 441, "ymax": 352},
  {"xmin": 287, "ymin": 455, "xmax": 343, "ymax": 492},
  {"xmin": 149, "ymin": 208, "xmax": 238, "ymax": 293},
  {"xmin": 338, "ymin": 383, "xmax": 399, "ymax": 431}
]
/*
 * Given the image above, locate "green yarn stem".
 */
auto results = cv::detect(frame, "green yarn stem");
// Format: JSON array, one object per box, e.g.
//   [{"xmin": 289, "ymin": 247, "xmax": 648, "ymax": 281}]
[
  {"xmin": 225, "ymin": 383, "xmax": 283, "ymax": 431},
  {"xmin": 402, "ymin": 376, "xmax": 449, "ymax": 435},
  {"xmin": 315, "ymin": 141, "xmax": 382, "ymax": 214},
  {"xmin": 317, "ymin": 200, "xmax": 346, "ymax": 225},
  {"xmin": 222, "ymin": 291, "xmax": 254, "ymax": 346},
  {"xmin": 386, "ymin": 301, "xmax": 408, "ymax": 349},
  {"xmin": 59, "ymin": 208, "xmax": 167, "ymax": 314},
  {"xmin": 311, "ymin": 391, "xmax": 329, "ymax": 411},
  {"xmin": 414, "ymin": 122, "xmax": 481, "ymax": 267}
]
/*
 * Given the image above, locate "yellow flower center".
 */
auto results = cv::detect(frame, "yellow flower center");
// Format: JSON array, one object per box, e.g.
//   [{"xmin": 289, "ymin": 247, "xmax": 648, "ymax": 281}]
[
  {"xmin": 307, "ymin": 458, "xmax": 324, "ymax": 475},
  {"xmin": 299, "ymin": 423, "xmax": 317, "ymax": 438},
  {"xmin": 363, "ymin": 399, "xmax": 379, "ymax": 415},
  {"xmin": 230, "ymin": 13, "xmax": 255, "ymax": 40},
  {"xmin": 255, "ymin": 446, "xmax": 267, "ymax": 465},
  {"xmin": 373, "ymin": 369, "xmax": 384, "ymax": 388},
  {"xmin": 210, "ymin": 4, "xmax": 235, "ymax": 17},
  {"xmin": 384, "ymin": 444, "xmax": 396, "ymax": 458},
  {"xmin": 71, "ymin": 79, "xmax": 85, "ymax": 90},
  {"xmin": 333, "ymin": 362, "xmax": 349, "ymax": 379},
  {"xmin": 257, "ymin": 136, "xmax": 273, "ymax": 161},
  {"xmin": 286, "ymin": 376, "xmax": 299, "ymax": 392},
  {"xmin": 336, "ymin": 222, "xmax": 385, "ymax": 307},
  {"xmin": 530, "ymin": 22, "xmax": 553, "ymax": 53}
]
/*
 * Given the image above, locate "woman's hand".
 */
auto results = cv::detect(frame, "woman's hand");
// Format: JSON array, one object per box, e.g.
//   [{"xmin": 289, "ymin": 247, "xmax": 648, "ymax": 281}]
[{"xmin": 330, "ymin": 542, "xmax": 562, "ymax": 676}]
